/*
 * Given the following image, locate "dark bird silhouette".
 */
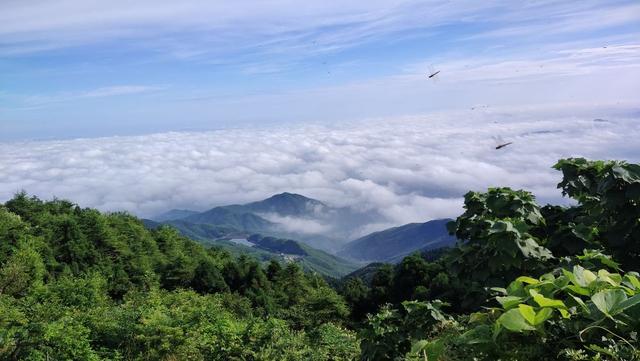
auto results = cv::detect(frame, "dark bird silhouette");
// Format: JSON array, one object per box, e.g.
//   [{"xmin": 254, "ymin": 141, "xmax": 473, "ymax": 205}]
[
  {"xmin": 428, "ymin": 70, "xmax": 441, "ymax": 78},
  {"xmin": 495, "ymin": 142, "xmax": 513, "ymax": 150}
]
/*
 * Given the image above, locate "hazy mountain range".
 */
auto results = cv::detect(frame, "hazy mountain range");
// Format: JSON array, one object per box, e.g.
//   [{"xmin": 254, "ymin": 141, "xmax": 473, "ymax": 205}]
[
  {"xmin": 338, "ymin": 220, "xmax": 455, "ymax": 263},
  {"xmin": 153, "ymin": 192, "xmax": 383, "ymax": 252},
  {"xmin": 145, "ymin": 192, "xmax": 455, "ymax": 277}
]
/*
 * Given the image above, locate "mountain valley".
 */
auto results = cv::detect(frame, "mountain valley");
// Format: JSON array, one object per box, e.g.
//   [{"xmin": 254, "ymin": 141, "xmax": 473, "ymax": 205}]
[{"xmin": 145, "ymin": 192, "xmax": 455, "ymax": 277}]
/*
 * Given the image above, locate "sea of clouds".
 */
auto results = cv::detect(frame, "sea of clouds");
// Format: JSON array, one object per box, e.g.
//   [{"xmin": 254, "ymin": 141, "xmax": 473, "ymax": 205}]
[{"xmin": 1, "ymin": 105, "xmax": 638, "ymax": 233}]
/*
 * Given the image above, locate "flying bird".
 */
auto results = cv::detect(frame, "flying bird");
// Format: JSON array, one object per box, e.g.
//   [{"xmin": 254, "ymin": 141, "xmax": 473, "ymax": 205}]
[
  {"xmin": 427, "ymin": 64, "xmax": 440, "ymax": 81},
  {"xmin": 492, "ymin": 135, "xmax": 513, "ymax": 150}
]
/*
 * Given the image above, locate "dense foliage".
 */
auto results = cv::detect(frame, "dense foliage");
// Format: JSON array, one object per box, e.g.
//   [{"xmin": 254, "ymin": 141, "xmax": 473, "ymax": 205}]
[
  {"xmin": 347, "ymin": 158, "xmax": 640, "ymax": 360},
  {"xmin": 1, "ymin": 157, "xmax": 638, "ymax": 360},
  {"xmin": 0, "ymin": 193, "xmax": 357, "ymax": 360}
]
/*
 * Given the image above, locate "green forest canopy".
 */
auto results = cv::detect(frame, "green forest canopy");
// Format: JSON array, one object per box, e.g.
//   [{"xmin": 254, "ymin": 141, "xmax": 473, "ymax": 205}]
[{"xmin": 1, "ymin": 158, "xmax": 639, "ymax": 360}]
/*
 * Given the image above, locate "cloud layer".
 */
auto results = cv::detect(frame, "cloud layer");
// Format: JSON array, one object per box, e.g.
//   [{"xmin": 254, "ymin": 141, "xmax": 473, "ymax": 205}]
[
  {"xmin": 1, "ymin": 105, "xmax": 638, "ymax": 233},
  {"xmin": 1, "ymin": 0, "xmax": 636, "ymax": 58},
  {"xmin": 2, "ymin": 1, "xmax": 638, "ymax": 143}
]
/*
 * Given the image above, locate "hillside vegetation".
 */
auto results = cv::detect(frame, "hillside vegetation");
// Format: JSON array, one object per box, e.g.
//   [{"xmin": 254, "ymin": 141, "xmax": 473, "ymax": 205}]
[
  {"xmin": 342, "ymin": 158, "xmax": 640, "ymax": 360},
  {"xmin": 339, "ymin": 219, "xmax": 455, "ymax": 262},
  {"xmin": 144, "ymin": 219, "xmax": 360, "ymax": 278},
  {"xmin": 1, "ymin": 158, "xmax": 639, "ymax": 360},
  {"xmin": 0, "ymin": 194, "xmax": 357, "ymax": 360}
]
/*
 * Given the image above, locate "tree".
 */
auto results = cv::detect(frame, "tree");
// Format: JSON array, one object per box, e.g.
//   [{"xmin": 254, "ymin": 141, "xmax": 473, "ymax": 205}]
[
  {"xmin": 0, "ymin": 240, "xmax": 44, "ymax": 297},
  {"xmin": 553, "ymin": 158, "xmax": 640, "ymax": 268},
  {"xmin": 391, "ymin": 253, "xmax": 433, "ymax": 302},
  {"xmin": 341, "ymin": 277, "xmax": 371, "ymax": 322},
  {"xmin": 370, "ymin": 264, "xmax": 393, "ymax": 309}
]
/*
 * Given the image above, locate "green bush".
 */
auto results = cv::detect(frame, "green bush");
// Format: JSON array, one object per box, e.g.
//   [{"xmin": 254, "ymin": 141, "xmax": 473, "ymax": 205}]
[{"xmin": 356, "ymin": 158, "xmax": 640, "ymax": 360}]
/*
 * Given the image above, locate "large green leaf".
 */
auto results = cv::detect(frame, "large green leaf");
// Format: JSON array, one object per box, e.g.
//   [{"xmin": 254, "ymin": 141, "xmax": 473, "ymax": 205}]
[
  {"xmin": 612, "ymin": 294, "xmax": 640, "ymax": 315},
  {"xmin": 612, "ymin": 165, "xmax": 640, "ymax": 182},
  {"xmin": 571, "ymin": 223, "xmax": 598, "ymax": 242},
  {"xmin": 566, "ymin": 285, "xmax": 590, "ymax": 296},
  {"xmin": 516, "ymin": 238, "xmax": 552, "ymax": 260},
  {"xmin": 578, "ymin": 250, "xmax": 621, "ymax": 271},
  {"xmin": 459, "ymin": 325, "xmax": 493, "ymax": 345},
  {"xmin": 496, "ymin": 296, "xmax": 522, "ymax": 310},
  {"xmin": 569, "ymin": 295, "xmax": 590, "ymax": 313},
  {"xmin": 518, "ymin": 304, "xmax": 536, "ymax": 325},
  {"xmin": 563, "ymin": 269, "xmax": 580, "ymax": 287},
  {"xmin": 582, "ymin": 269, "xmax": 597, "ymax": 285},
  {"xmin": 497, "ymin": 309, "xmax": 536, "ymax": 332},
  {"xmin": 516, "ymin": 304, "xmax": 551, "ymax": 326},
  {"xmin": 591, "ymin": 289, "xmax": 627, "ymax": 317},
  {"xmin": 571, "ymin": 265, "xmax": 597, "ymax": 287},
  {"xmin": 533, "ymin": 307, "xmax": 553, "ymax": 325},
  {"xmin": 625, "ymin": 274, "xmax": 640, "ymax": 290},
  {"xmin": 597, "ymin": 269, "xmax": 622, "ymax": 287},
  {"xmin": 515, "ymin": 276, "xmax": 539, "ymax": 285},
  {"xmin": 529, "ymin": 289, "xmax": 566, "ymax": 309},
  {"xmin": 487, "ymin": 220, "xmax": 518, "ymax": 236}
]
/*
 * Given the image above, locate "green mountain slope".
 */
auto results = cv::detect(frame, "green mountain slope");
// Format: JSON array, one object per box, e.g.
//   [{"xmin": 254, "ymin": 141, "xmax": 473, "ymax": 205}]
[
  {"xmin": 182, "ymin": 207, "xmax": 275, "ymax": 232},
  {"xmin": 153, "ymin": 209, "xmax": 199, "ymax": 221},
  {"xmin": 143, "ymin": 221, "xmax": 359, "ymax": 278},
  {"xmin": 341, "ymin": 262, "xmax": 386, "ymax": 284},
  {"xmin": 247, "ymin": 234, "xmax": 308, "ymax": 255},
  {"xmin": 296, "ymin": 242, "xmax": 363, "ymax": 278},
  {"xmin": 204, "ymin": 235, "xmax": 359, "ymax": 278},
  {"xmin": 339, "ymin": 219, "xmax": 455, "ymax": 262}
]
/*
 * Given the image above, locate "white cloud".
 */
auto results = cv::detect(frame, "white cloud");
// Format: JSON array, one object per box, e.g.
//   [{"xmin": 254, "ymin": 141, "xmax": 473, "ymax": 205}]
[
  {"xmin": 17, "ymin": 85, "xmax": 164, "ymax": 107},
  {"xmin": 1, "ymin": 105, "xmax": 638, "ymax": 234},
  {"xmin": 1, "ymin": 0, "xmax": 635, "ymax": 59},
  {"xmin": 82, "ymin": 86, "xmax": 163, "ymax": 98},
  {"xmin": 158, "ymin": 43, "xmax": 640, "ymax": 126},
  {"xmin": 408, "ymin": 44, "xmax": 640, "ymax": 83},
  {"xmin": 0, "ymin": 0, "xmax": 471, "ymax": 56},
  {"xmin": 259, "ymin": 213, "xmax": 332, "ymax": 235},
  {"xmin": 469, "ymin": 2, "xmax": 640, "ymax": 40}
]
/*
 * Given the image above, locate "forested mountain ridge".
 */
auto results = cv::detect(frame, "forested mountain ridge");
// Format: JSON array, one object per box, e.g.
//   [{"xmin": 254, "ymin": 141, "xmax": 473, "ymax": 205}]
[
  {"xmin": 154, "ymin": 192, "xmax": 330, "ymax": 223},
  {"xmin": 142, "ymin": 218, "xmax": 244, "ymax": 240},
  {"xmin": 148, "ymin": 193, "xmax": 327, "ymax": 245},
  {"xmin": 181, "ymin": 207, "xmax": 276, "ymax": 232},
  {"xmin": 149, "ymin": 193, "xmax": 458, "ymax": 264},
  {"xmin": 152, "ymin": 209, "xmax": 199, "ymax": 222},
  {"xmin": 149, "ymin": 192, "xmax": 384, "ymax": 253},
  {"xmin": 143, "ymin": 218, "xmax": 360, "ymax": 278},
  {"xmin": 339, "ymin": 219, "xmax": 455, "ymax": 262}
]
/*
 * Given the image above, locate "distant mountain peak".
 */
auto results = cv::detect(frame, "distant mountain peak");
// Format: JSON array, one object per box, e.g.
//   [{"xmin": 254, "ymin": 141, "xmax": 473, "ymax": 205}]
[
  {"xmin": 243, "ymin": 192, "xmax": 327, "ymax": 217},
  {"xmin": 264, "ymin": 192, "xmax": 323, "ymax": 204},
  {"xmin": 152, "ymin": 208, "xmax": 199, "ymax": 222},
  {"xmin": 273, "ymin": 192, "xmax": 300, "ymax": 197},
  {"xmin": 151, "ymin": 192, "xmax": 385, "ymax": 253}
]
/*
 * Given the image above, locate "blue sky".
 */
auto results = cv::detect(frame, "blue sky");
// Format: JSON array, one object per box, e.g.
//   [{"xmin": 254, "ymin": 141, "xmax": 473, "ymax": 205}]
[
  {"xmin": 1, "ymin": 0, "xmax": 639, "ymax": 140},
  {"xmin": 1, "ymin": 0, "xmax": 640, "ymax": 225}
]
